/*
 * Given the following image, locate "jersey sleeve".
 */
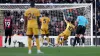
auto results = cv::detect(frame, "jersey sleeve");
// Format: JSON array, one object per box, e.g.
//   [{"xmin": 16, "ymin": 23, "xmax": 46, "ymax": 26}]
[{"xmin": 3, "ymin": 19, "xmax": 5, "ymax": 29}]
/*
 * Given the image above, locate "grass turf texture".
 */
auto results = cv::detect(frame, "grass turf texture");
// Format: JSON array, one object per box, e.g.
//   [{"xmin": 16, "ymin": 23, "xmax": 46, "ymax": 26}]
[{"xmin": 0, "ymin": 47, "xmax": 100, "ymax": 56}]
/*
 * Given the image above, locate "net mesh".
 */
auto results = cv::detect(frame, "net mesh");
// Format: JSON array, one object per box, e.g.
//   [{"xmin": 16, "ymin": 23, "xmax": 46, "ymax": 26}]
[{"xmin": 0, "ymin": 4, "xmax": 92, "ymax": 36}]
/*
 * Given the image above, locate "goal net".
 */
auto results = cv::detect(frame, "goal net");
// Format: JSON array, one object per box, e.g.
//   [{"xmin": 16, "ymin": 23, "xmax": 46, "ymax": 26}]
[{"xmin": 0, "ymin": 3, "xmax": 93, "ymax": 47}]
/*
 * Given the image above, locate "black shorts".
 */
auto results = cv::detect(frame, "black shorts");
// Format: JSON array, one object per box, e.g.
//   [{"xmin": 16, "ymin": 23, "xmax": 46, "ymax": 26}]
[
  {"xmin": 5, "ymin": 28, "xmax": 12, "ymax": 36},
  {"xmin": 76, "ymin": 25, "xmax": 86, "ymax": 35}
]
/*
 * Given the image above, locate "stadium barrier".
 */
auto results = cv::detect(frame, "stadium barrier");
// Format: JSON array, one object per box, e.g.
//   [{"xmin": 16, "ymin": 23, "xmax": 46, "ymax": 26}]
[
  {"xmin": 0, "ymin": 36, "xmax": 2, "ymax": 47},
  {"xmin": 1, "ymin": 36, "xmax": 100, "ymax": 47}
]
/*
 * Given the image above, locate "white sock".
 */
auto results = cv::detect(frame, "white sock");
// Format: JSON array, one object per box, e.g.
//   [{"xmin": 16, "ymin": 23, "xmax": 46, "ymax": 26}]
[
  {"xmin": 37, "ymin": 50, "xmax": 41, "ymax": 52},
  {"xmin": 82, "ymin": 43, "xmax": 85, "ymax": 47},
  {"xmin": 77, "ymin": 43, "xmax": 79, "ymax": 46},
  {"xmin": 28, "ymin": 50, "xmax": 32, "ymax": 54},
  {"xmin": 4, "ymin": 43, "xmax": 7, "ymax": 47}
]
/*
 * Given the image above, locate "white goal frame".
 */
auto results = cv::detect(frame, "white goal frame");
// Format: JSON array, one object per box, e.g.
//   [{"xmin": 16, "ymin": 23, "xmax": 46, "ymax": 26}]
[{"xmin": 0, "ymin": 3, "xmax": 94, "ymax": 46}]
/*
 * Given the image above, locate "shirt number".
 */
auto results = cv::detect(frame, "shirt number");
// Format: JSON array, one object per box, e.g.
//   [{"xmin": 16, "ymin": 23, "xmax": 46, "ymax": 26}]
[
  {"xmin": 43, "ymin": 19, "xmax": 46, "ymax": 23},
  {"xmin": 5, "ymin": 22, "xmax": 10, "ymax": 27},
  {"xmin": 68, "ymin": 26, "xmax": 73, "ymax": 31},
  {"xmin": 28, "ymin": 13, "xmax": 36, "ymax": 19}
]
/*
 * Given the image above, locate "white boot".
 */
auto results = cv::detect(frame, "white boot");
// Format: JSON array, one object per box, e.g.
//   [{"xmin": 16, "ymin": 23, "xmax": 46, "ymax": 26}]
[
  {"xmin": 77, "ymin": 43, "xmax": 80, "ymax": 47},
  {"xmin": 37, "ymin": 50, "xmax": 44, "ymax": 54},
  {"xmin": 28, "ymin": 50, "xmax": 32, "ymax": 54},
  {"xmin": 82, "ymin": 43, "xmax": 85, "ymax": 47}
]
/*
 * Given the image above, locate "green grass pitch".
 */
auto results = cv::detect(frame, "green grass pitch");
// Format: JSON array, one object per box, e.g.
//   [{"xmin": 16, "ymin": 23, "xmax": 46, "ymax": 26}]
[{"xmin": 0, "ymin": 47, "xmax": 100, "ymax": 56}]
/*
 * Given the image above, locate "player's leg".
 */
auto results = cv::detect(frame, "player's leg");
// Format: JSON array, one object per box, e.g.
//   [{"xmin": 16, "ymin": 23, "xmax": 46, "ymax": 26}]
[
  {"xmin": 73, "ymin": 26, "xmax": 81, "ymax": 47},
  {"xmin": 28, "ymin": 35, "xmax": 33, "ymax": 54},
  {"xmin": 8, "ymin": 29, "xmax": 12, "ymax": 47},
  {"xmin": 81, "ymin": 26, "xmax": 86, "ymax": 47},
  {"xmin": 57, "ymin": 33, "xmax": 64, "ymax": 45},
  {"xmin": 8, "ymin": 36, "xmax": 11, "ymax": 47},
  {"xmin": 76, "ymin": 35, "xmax": 80, "ymax": 46},
  {"xmin": 41, "ymin": 34, "xmax": 45, "ymax": 46},
  {"xmin": 41, "ymin": 29, "xmax": 45, "ymax": 45},
  {"xmin": 81, "ymin": 35, "xmax": 85, "ymax": 47},
  {"xmin": 33, "ymin": 28, "xmax": 43, "ymax": 53},
  {"xmin": 73, "ymin": 34, "xmax": 80, "ymax": 47},
  {"xmin": 57, "ymin": 35, "xmax": 61, "ymax": 45},
  {"xmin": 4, "ymin": 36, "xmax": 8, "ymax": 47},
  {"xmin": 46, "ymin": 34, "xmax": 49, "ymax": 46},
  {"xmin": 59, "ymin": 35, "xmax": 68, "ymax": 45},
  {"xmin": 26, "ymin": 28, "xmax": 33, "ymax": 54},
  {"xmin": 46, "ymin": 29, "xmax": 50, "ymax": 45},
  {"xmin": 4, "ymin": 29, "xmax": 8, "ymax": 47}
]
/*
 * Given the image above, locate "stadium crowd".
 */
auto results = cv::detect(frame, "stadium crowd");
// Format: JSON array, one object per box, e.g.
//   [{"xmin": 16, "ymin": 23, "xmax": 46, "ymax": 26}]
[
  {"xmin": 0, "ymin": 0, "xmax": 94, "ymax": 3},
  {"xmin": 1, "ymin": 0, "xmax": 98, "ymax": 36},
  {"xmin": 96, "ymin": 0, "xmax": 100, "ymax": 36}
]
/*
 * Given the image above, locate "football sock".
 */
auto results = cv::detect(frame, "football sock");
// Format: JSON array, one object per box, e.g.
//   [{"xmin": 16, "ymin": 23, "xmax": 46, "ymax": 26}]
[
  {"xmin": 46, "ymin": 37, "xmax": 49, "ymax": 45},
  {"xmin": 59, "ymin": 40, "xmax": 64, "ymax": 45},
  {"xmin": 60, "ymin": 37, "xmax": 68, "ymax": 45},
  {"xmin": 5, "ymin": 36, "xmax": 7, "ymax": 44},
  {"xmin": 36, "ymin": 38, "xmax": 40, "ymax": 50},
  {"xmin": 8, "ymin": 37, "xmax": 11, "ymax": 45},
  {"xmin": 77, "ymin": 37, "xmax": 80, "ymax": 44},
  {"xmin": 41, "ymin": 37, "xmax": 44, "ymax": 45},
  {"xmin": 57, "ymin": 36, "xmax": 60, "ymax": 44},
  {"xmin": 81, "ymin": 37, "xmax": 85, "ymax": 44},
  {"xmin": 28, "ymin": 37, "xmax": 32, "ymax": 50},
  {"xmin": 73, "ymin": 37, "xmax": 77, "ymax": 46}
]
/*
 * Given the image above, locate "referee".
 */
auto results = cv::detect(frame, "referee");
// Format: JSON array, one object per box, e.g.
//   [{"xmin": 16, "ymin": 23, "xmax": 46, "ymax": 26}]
[{"xmin": 73, "ymin": 12, "xmax": 88, "ymax": 47}]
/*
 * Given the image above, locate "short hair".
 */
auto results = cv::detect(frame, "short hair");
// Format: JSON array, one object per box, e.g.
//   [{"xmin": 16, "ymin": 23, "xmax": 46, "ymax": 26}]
[
  {"xmin": 79, "ymin": 12, "xmax": 84, "ymax": 15},
  {"xmin": 43, "ymin": 12, "xmax": 49, "ymax": 16},
  {"xmin": 67, "ymin": 18, "xmax": 71, "ymax": 22},
  {"xmin": 30, "ymin": 1, "xmax": 35, "ymax": 7},
  {"xmin": 7, "ymin": 12, "xmax": 10, "ymax": 16}
]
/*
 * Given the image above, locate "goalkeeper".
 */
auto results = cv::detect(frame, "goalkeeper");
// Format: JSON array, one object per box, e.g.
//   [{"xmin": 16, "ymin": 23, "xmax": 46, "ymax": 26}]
[{"xmin": 57, "ymin": 17, "xmax": 75, "ymax": 45}]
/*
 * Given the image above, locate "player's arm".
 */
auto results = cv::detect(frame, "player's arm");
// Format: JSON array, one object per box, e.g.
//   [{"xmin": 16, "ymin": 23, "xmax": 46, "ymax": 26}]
[
  {"xmin": 37, "ymin": 16, "xmax": 41, "ymax": 29},
  {"xmin": 36, "ymin": 9, "xmax": 41, "ymax": 29},
  {"xmin": 24, "ymin": 16, "xmax": 27, "ymax": 30},
  {"xmin": 64, "ymin": 17, "xmax": 68, "ymax": 23},
  {"xmin": 11, "ymin": 18, "xmax": 14, "ymax": 30},
  {"xmin": 3, "ymin": 18, "xmax": 5, "ymax": 30},
  {"xmin": 24, "ymin": 11, "xmax": 28, "ymax": 30},
  {"xmin": 75, "ymin": 16, "xmax": 79, "ymax": 27}
]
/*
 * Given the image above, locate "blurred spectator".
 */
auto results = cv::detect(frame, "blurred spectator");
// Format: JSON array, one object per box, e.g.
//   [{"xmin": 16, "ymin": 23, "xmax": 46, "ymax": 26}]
[
  {"xmin": 11, "ymin": 0, "xmax": 17, "ymax": 3},
  {"xmin": 19, "ymin": 0, "xmax": 25, "ymax": 3},
  {"xmin": 1, "ymin": 0, "xmax": 95, "ymax": 36},
  {"xmin": 75, "ymin": 0, "xmax": 83, "ymax": 3},
  {"xmin": 67, "ymin": 0, "xmax": 75, "ymax": 3}
]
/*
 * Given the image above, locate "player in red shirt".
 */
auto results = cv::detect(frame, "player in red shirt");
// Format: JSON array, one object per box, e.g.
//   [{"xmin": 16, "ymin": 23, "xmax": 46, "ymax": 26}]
[{"xmin": 4, "ymin": 12, "xmax": 13, "ymax": 47}]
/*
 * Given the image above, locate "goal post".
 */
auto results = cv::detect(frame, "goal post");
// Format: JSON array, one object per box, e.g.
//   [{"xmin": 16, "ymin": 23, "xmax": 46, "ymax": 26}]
[{"xmin": 0, "ymin": 3, "xmax": 94, "ymax": 47}]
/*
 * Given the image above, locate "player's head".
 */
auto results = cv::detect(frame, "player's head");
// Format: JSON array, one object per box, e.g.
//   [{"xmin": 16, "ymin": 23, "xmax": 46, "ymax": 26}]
[
  {"xmin": 7, "ymin": 11, "xmax": 10, "ymax": 17},
  {"xmin": 79, "ymin": 12, "xmax": 84, "ymax": 15},
  {"xmin": 66, "ymin": 16, "xmax": 71, "ymax": 22},
  {"xmin": 42, "ymin": 13, "xmax": 48, "ymax": 17},
  {"xmin": 30, "ymin": 1, "xmax": 35, "ymax": 7},
  {"xmin": 71, "ymin": 20, "xmax": 75, "ymax": 25}
]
